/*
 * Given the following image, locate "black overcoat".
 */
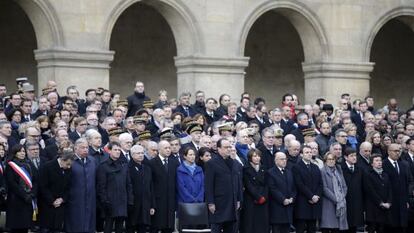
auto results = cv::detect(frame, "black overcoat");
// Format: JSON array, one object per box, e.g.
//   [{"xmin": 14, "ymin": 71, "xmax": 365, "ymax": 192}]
[
  {"xmin": 341, "ymin": 161, "xmax": 365, "ymax": 227},
  {"xmin": 148, "ymin": 156, "xmax": 179, "ymax": 229},
  {"xmin": 364, "ymin": 168, "xmax": 392, "ymax": 224},
  {"xmin": 267, "ymin": 166, "xmax": 296, "ymax": 224},
  {"xmin": 205, "ymin": 155, "xmax": 242, "ymax": 223},
  {"xmin": 240, "ymin": 165, "xmax": 268, "ymax": 233},
  {"xmin": 128, "ymin": 161, "xmax": 155, "ymax": 226},
  {"xmin": 292, "ymin": 160, "xmax": 323, "ymax": 220},
  {"xmin": 38, "ymin": 159, "xmax": 71, "ymax": 230}
]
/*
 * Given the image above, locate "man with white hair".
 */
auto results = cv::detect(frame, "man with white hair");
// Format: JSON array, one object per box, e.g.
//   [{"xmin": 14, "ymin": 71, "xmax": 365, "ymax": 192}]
[
  {"xmin": 145, "ymin": 141, "xmax": 158, "ymax": 162},
  {"xmin": 47, "ymin": 92, "xmax": 61, "ymax": 110},
  {"xmin": 86, "ymin": 129, "xmax": 108, "ymax": 165},
  {"xmin": 119, "ymin": 132, "xmax": 133, "ymax": 163},
  {"xmin": 286, "ymin": 140, "xmax": 301, "ymax": 169},
  {"xmin": 147, "ymin": 108, "xmax": 165, "ymax": 137}
]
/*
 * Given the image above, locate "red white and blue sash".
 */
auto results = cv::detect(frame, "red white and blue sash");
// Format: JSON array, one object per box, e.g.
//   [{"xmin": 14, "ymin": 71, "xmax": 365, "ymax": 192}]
[{"xmin": 7, "ymin": 161, "xmax": 33, "ymax": 189}]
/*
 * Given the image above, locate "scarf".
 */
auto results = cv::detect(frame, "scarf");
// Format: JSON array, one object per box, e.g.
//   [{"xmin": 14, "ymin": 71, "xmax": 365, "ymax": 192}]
[
  {"xmin": 347, "ymin": 136, "xmax": 358, "ymax": 149},
  {"xmin": 374, "ymin": 167, "xmax": 383, "ymax": 174},
  {"xmin": 330, "ymin": 166, "xmax": 347, "ymax": 229},
  {"xmin": 184, "ymin": 161, "xmax": 196, "ymax": 175},
  {"xmin": 235, "ymin": 142, "xmax": 249, "ymax": 160}
]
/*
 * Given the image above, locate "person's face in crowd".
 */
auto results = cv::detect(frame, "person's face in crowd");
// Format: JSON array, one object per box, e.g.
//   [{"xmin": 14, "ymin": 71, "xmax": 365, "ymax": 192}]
[
  {"xmin": 0, "ymin": 144, "xmax": 5, "ymax": 158},
  {"xmin": 319, "ymin": 111, "xmax": 328, "ymax": 121},
  {"xmin": 105, "ymin": 119, "xmax": 117, "ymax": 131},
  {"xmin": 159, "ymin": 92, "xmax": 168, "ymax": 102},
  {"xmin": 63, "ymin": 99, "xmax": 74, "ymax": 111},
  {"xmin": 75, "ymin": 142, "xmax": 89, "ymax": 158},
  {"xmin": 55, "ymin": 129, "xmax": 69, "ymax": 143},
  {"xmin": 211, "ymin": 137, "xmax": 219, "ymax": 151},
  {"xmin": 195, "ymin": 92, "xmax": 205, "ymax": 103},
  {"xmin": 374, "ymin": 114, "xmax": 383, "ymax": 125},
  {"xmin": 382, "ymin": 136, "xmax": 392, "ymax": 146},
  {"xmin": 241, "ymin": 98, "xmax": 250, "ymax": 109},
  {"xmin": 21, "ymin": 101, "xmax": 32, "ymax": 115},
  {"xmin": 360, "ymin": 144, "xmax": 372, "ymax": 158},
  {"xmin": 124, "ymin": 118, "xmax": 134, "ymax": 131},
  {"xmin": 274, "ymin": 136, "xmax": 283, "ymax": 147},
  {"xmin": 76, "ymin": 120, "xmax": 88, "ymax": 134},
  {"xmin": 184, "ymin": 149, "xmax": 196, "ymax": 165},
  {"xmin": 307, "ymin": 143, "xmax": 318, "ymax": 156},
  {"xmin": 366, "ymin": 97, "xmax": 374, "ymax": 107},
  {"xmin": 67, "ymin": 88, "xmax": 78, "ymax": 100},
  {"xmin": 92, "ymin": 101, "xmax": 102, "ymax": 111},
  {"xmin": 172, "ymin": 115, "xmax": 182, "ymax": 125},
  {"xmin": 263, "ymin": 132, "xmax": 275, "ymax": 147},
  {"xmin": 388, "ymin": 98, "xmax": 398, "ymax": 109},
  {"xmin": 60, "ymin": 110, "xmax": 71, "ymax": 123},
  {"xmin": 395, "ymin": 124, "xmax": 405, "ymax": 133},
  {"xmin": 109, "ymin": 145, "xmax": 121, "ymax": 161},
  {"xmin": 292, "ymin": 95, "xmax": 298, "ymax": 106},
  {"xmin": 200, "ymin": 136, "xmax": 212, "ymax": 148},
  {"xmin": 218, "ymin": 140, "xmax": 231, "ymax": 159},
  {"xmin": 320, "ymin": 122, "xmax": 331, "ymax": 136},
  {"xmin": 365, "ymin": 123, "xmax": 375, "ymax": 134},
  {"xmin": 200, "ymin": 151, "xmax": 212, "ymax": 163},
  {"xmin": 120, "ymin": 137, "xmax": 133, "ymax": 151},
  {"xmin": 304, "ymin": 105, "xmax": 313, "ymax": 117},
  {"xmin": 372, "ymin": 157, "xmax": 382, "ymax": 169},
  {"xmin": 159, "ymin": 142, "xmax": 171, "ymax": 157},
  {"xmin": 302, "ymin": 147, "xmax": 313, "ymax": 162},
  {"xmin": 282, "ymin": 106, "xmax": 292, "ymax": 119},
  {"xmin": 359, "ymin": 103, "xmax": 368, "ymax": 113},
  {"xmin": 87, "ymin": 114, "xmax": 99, "ymax": 127},
  {"xmin": 56, "ymin": 121, "xmax": 68, "ymax": 131},
  {"xmin": 378, "ymin": 120, "xmax": 388, "ymax": 132},
  {"xmin": 11, "ymin": 111, "xmax": 22, "ymax": 123},
  {"xmin": 372, "ymin": 133, "xmax": 381, "ymax": 145},
  {"xmin": 220, "ymin": 95, "xmax": 231, "ymax": 107},
  {"xmin": 250, "ymin": 152, "xmax": 261, "ymax": 165},
  {"xmin": 408, "ymin": 140, "xmax": 414, "ymax": 153},
  {"xmin": 180, "ymin": 95, "xmax": 190, "ymax": 106},
  {"xmin": 313, "ymin": 104, "xmax": 321, "ymax": 116},
  {"xmin": 86, "ymin": 91, "xmax": 96, "ymax": 102},
  {"xmin": 11, "ymin": 94, "xmax": 21, "ymax": 107},
  {"xmin": 405, "ymin": 124, "xmax": 414, "ymax": 137},
  {"xmin": 353, "ymin": 100, "xmax": 361, "ymax": 111},
  {"xmin": 113, "ymin": 110, "xmax": 123, "ymax": 124},
  {"xmin": 191, "ymin": 131, "xmax": 202, "ymax": 143},
  {"xmin": 101, "ymin": 91, "xmax": 111, "ymax": 103},
  {"xmin": 388, "ymin": 144, "xmax": 401, "ymax": 160},
  {"xmin": 246, "ymin": 106, "xmax": 256, "ymax": 118},
  {"xmin": 147, "ymin": 145, "xmax": 158, "ymax": 158},
  {"xmin": 38, "ymin": 98, "xmax": 50, "ymax": 111},
  {"xmin": 304, "ymin": 134, "xmax": 316, "ymax": 144},
  {"xmin": 26, "ymin": 144, "xmax": 40, "ymax": 160},
  {"xmin": 345, "ymin": 152, "xmax": 357, "ymax": 165},
  {"xmin": 0, "ymin": 137, "xmax": 8, "ymax": 151},
  {"xmin": 48, "ymin": 93, "xmax": 58, "ymax": 106},
  {"xmin": 226, "ymin": 104, "xmax": 236, "ymax": 116},
  {"xmin": 163, "ymin": 107, "xmax": 172, "ymax": 119},
  {"xmin": 275, "ymin": 152, "xmax": 287, "ymax": 168},
  {"xmin": 288, "ymin": 142, "xmax": 300, "ymax": 157},
  {"xmin": 325, "ymin": 153, "xmax": 336, "ymax": 167},
  {"xmin": 170, "ymin": 140, "xmax": 180, "ymax": 154},
  {"xmin": 364, "ymin": 113, "xmax": 375, "ymax": 124},
  {"xmin": 131, "ymin": 147, "xmax": 145, "ymax": 164},
  {"xmin": 26, "ymin": 128, "xmax": 41, "ymax": 142},
  {"xmin": 238, "ymin": 132, "xmax": 249, "ymax": 145},
  {"xmin": 59, "ymin": 158, "xmax": 73, "ymax": 170},
  {"xmin": 0, "ymin": 113, "xmax": 6, "ymax": 121},
  {"xmin": 339, "ymin": 99, "xmax": 348, "ymax": 110},
  {"xmin": 331, "ymin": 144, "xmax": 342, "ymax": 158},
  {"xmin": 15, "ymin": 148, "xmax": 26, "ymax": 160},
  {"xmin": 206, "ymin": 99, "xmax": 217, "ymax": 111},
  {"xmin": 271, "ymin": 111, "xmax": 282, "ymax": 122},
  {"xmin": 135, "ymin": 122, "xmax": 146, "ymax": 132},
  {"xmin": 347, "ymin": 127, "xmax": 357, "ymax": 137},
  {"xmin": 336, "ymin": 132, "xmax": 348, "ymax": 145},
  {"xmin": 0, "ymin": 86, "xmax": 6, "ymax": 97},
  {"xmin": 0, "ymin": 123, "xmax": 12, "ymax": 137},
  {"xmin": 283, "ymin": 95, "xmax": 293, "ymax": 107},
  {"xmin": 134, "ymin": 82, "xmax": 145, "ymax": 94},
  {"xmin": 388, "ymin": 111, "xmax": 399, "ymax": 122},
  {"xmin": 23, "ymin": 90, "xmax": 35, "ymax": 101},
  {"xmin": 90, "ymin": 134, "xmax": 102, "ymax": 148}
]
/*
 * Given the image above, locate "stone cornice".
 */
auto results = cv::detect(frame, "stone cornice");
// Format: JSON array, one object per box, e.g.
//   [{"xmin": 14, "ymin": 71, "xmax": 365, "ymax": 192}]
[
  {"xmin": 34, "ymin": 48, "xmax": 115, "ymax": 69},
  {"xmin": 174, "ymin": 55, "xmax": 250, "ymax": 75},
  {"xmin": 302, "ymin": 62, "xmax": 375, "ymax": 80}
]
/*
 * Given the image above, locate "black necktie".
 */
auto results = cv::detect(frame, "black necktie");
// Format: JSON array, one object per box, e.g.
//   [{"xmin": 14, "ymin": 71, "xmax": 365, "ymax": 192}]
[
  {"xmin": 126, "ymin": 153, "xmax": 130, "ymax": 161},
  {"xmin": 163, "ymin": 158, "xmax": 168, "ymax": 172},
  {"xmin": 306, "ymin": 163, "xmax": 310, "ymax": 170},
  {"xmin": 184, "ymin": 107, "xmax": 190, "ymax": 116},
  {"xmin": 350, "ymin": 166, "xmax": 354, "ymax": 173},
  {"xmin": 394, "ymin": 161, "xmax": 399, "ymax": 174}
]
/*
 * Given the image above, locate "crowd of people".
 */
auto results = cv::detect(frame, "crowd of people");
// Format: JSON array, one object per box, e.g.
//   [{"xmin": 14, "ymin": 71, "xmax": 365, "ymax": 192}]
[{"xmin": 0, "ymin": 78, "xmax": 413, "ymax": 233}]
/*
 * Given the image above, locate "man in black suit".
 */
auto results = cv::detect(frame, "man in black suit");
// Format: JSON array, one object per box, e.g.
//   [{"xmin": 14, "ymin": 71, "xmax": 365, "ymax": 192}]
[
  {"xmin": 148, "ymin": 140, "xmax": 179, "ymax": 233},
  {"xmin": 401, "ymin": 138, "xmax": 414, "ymax": 233},
  {"xmin": 267, "ymin": 152, "xmax": 296, "ymax": 233},
  {"xmin": 191, "ymin": 90, "xmax": 206, "ymax": 114},
  {"xmin": 180, "ymin": 124, "xmax": 202, "ymax": 155},
  {"xmin": 44, "ymin": 129, "xmax": 69, "ymax": 161},
  {"xmin": 174, "ymin": 92, "xmax": 196, "ymax": 118},
  {"xmin": 351, "ymin": 101, "xmax": 368, "ymax": 138},
  {"xmin": 205, "ymin": 138, "xmax": 242, "ymax": 233},
  {"xmin": 68, "ymin": 117, "xmax": 87, "ymax": 143},
  {"xmin": 356, "ymin": 142, "xmax": 372, "ymax": 172},
  {"xmin": 32, "ymin": 96, "xmax": 50, "ymax": 120},
  {"xmin": 383, "ymin": 143, "xmax": 411, "ymax": 233},
  {"xmin": 257, "ymin": 127, "xmax": 277, "ymax": 169},
  {"xmin": 292, "ymin": 145, "xmax": 323, "ymax": 233}
]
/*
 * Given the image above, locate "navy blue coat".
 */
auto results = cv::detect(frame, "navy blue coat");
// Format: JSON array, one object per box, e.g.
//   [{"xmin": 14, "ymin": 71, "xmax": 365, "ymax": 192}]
[
  {"xmin": 65, "ymin": 156, "xmax": 97, "ymax": 233},
  {"xmin": 267, "ymin": 166, "xmax": 296, "ymax": 224},
  {"xmin": 205, "ymin": 155, "xmax": 242, "ymax": 223},
  {"xmin": 382, "ymin": 159, "xmax": 411, "ymax": 227},
  {"xmin": 292, "ymin": 160, "xmax": 323, "ymax": 220},
  {"xmin": 365, "ymin": 168, "xmax": 392, "ymax": 224},
  {"xmin": 176, "ymin": 163, "xmax": 204, "ymax": 203}
]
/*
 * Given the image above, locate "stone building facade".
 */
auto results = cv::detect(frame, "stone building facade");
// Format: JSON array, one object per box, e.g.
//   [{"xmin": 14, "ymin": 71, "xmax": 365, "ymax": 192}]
[{"xmin": 1, "ymin": 0, "xmax": 414, "ymax": 108}]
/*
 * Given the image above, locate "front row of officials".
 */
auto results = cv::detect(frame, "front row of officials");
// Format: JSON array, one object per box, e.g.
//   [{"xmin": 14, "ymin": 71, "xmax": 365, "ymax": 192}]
[{"xmin": 2, "ymin": 137, "xmax": 411, "ymax": 233}]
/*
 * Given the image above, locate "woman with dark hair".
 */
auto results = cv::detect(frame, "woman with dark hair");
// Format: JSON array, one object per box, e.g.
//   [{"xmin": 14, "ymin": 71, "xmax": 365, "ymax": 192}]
[
  {"xmin": 196, "ymin": 147, "xmax": 212, "ymax": 171},
  {"xmin": 36, "ymin": 115, "xmax": 52, "ymax": 141},
  {"xmin": 47, "ymin": 110, "xmax": 62, "ymax": 125},
  {"xmin": 240, "ymin": 149, "xmax": 269, "ymax": 233},
  {"xmin": 5, "ymin": 144, "xmax": 38, "ymax": 233},
  {"xmin": 176, "ymin": 147, "xmax": 204, "ymax": 203},
  {"xmin": 7, "ymin": 108, "xmax": 24, "ymax": 132}
]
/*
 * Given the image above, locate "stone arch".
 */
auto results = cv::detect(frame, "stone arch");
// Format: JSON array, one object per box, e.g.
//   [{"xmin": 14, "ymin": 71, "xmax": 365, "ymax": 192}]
[
  {"xmin": 238, "ymin": 0, "xmax": 329, "ymax": 63},
  {"xmin": 14, "ymin": 0, "xmax": 63, "ymax": 48},
  {"xmin": 364, "ymin": 6, "xmax": 414, "ymax": 61},
  {"xmin": 103, "ymin": 0, "xmax": 202, "ymax": 56}
]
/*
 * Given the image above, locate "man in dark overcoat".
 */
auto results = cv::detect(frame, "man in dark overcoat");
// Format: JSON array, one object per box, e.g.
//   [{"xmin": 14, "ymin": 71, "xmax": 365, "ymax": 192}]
[
  {"xmin": 292, "ymin": 145, "xmax": 323, "ymax": 233},
  {"xmin": 205, "ymin": 138, "xmax": 243, "ymax": 233},
  {"xmin": 65, "ymin": 138, "xmax": 97, "ymax": 233},
  {"xmin": 148, "ymin": 140, "xmax": 179, "ymax": 233},
  {"xmin": 382, "ymin": 143, "xmax": 411, "ymax": 233},
  {"xmin": 38, "ymin": 149, "xmax": 73, "ymax": 232},
  {"xmin": 267, "ymin": 152, "xmax": 297, "ymax": 233},
  {"xmin": 126, "ymin": 81, "xmax": 151, "ymax": 117},
  {"xmin": 341, "ymin": 148, "xmax": 365, "ymax": 233}
]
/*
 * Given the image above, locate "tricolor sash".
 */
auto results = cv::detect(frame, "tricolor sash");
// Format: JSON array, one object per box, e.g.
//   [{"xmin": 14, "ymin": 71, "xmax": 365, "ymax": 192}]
[{"xmin": 7, "ymin": 161, "xmax": 33, "ymax": 189}]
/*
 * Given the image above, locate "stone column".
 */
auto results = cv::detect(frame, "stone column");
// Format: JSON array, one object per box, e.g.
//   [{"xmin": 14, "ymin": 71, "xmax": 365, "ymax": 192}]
[
  {"xmin": 302, "ymin": 62, "xmax": 375, "ymax": 104},
  {"xmin": 34, "ymin": 48, "xmax": 114, "ymax": 96},
  {"xmin": 174, "ymin": 55, "xmax": 250, "ymax": 100}
]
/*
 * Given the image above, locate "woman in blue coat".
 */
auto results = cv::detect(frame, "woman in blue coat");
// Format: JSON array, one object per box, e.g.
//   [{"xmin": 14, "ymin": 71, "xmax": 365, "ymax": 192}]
[{"xmin": 176, "ymin": 148, "xmax": 204, "ymax": 203}]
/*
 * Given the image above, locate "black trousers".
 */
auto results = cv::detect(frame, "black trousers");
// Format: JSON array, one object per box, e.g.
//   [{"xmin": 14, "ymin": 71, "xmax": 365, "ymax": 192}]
[
  {"xmin": 271, "ymin": 223, "xmax": 290, "ymax": 233},
  {"xmin": 321, "ymin": 228, "xmax": 339, "ymax": 233},
  {"xmin": 150, "ymin": 227, "xmax": 173, "ymax": 233},
  {"xmin": 366, "ymin": 222, "xmax": 385, "ymax": 233},
  {"xmin": 211, "ymin": 221, "xmax": 236, "ymax": 233},
  {"xmin": 10, "ymin": 229, "xmax": 28, "ymax": 233},
  {"xmin": 341, "ymin": 226, "xmax": 357, "ymax": 233},
  {"xmin": 294, "ymin": 219, "xmax": 317, "ymax": 233},
  {"xmin": 104, "ymin": 216, "xmax": 125, "ymax": 233},
  {"xmin": 126, "ymin": 224, "xmax": 147, "ymax": 233}
]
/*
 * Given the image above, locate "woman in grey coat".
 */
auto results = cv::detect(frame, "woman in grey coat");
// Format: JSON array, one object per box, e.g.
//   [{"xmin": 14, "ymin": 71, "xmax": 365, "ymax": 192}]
[{"xmin": 320, "ymin": 152, "xmax": 348, "ymax": 232}]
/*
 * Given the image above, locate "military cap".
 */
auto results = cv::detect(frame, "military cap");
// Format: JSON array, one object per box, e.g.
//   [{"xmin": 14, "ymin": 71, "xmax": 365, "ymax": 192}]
[
  {"xmin": 186, "ymin": 124, "xmax": 203, "ymax": 135},
  {"xmin": 137, "ymin": 130, "xmax": 152, "ymax": 141},
  {"xmin": 108, "ymin": 127, "xmax": 125, "ymax": 137},
  {"xmin": 218, "ymin": 122, "xmax": 233, "ymax": 132},
  {"xmin": 302, "ymin": 127, "xmax": 316, "ymax": 137},
  {"xmin": 159, "ymin": 127, "xmax": 174, "ymax": 140},
  {"xmin": 117, "ymin": 100, "xmax": 128, "ymax": 107},
  {"xmin": 274, "ymin": 128, "xmax": 284, "ymax": 138},
  {"xmin": 133, "ymin": 116, "xmax": 146, "ymax": 124},
  {"xmin": 143, "ymin": 100, "xmax": 154, "ymax": 109}
]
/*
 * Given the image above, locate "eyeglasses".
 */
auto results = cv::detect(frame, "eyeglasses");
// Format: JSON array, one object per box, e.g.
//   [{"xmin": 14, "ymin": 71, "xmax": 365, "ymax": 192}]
[
  {"xmin": 338, "ymin": 135, "xmax": 347, "ymax": 137},
  {"xmin": 28, "ymin": 134, "xmax": 41, "ymax": 138}
]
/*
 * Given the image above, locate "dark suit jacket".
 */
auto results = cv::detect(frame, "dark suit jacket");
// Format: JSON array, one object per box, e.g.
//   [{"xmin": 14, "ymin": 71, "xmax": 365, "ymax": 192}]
[
  {"xmin": 280, "ymin": 119, "xmax": 296, "ymax": 135},
  {"xmin": 174, "ymin": 105, "xmax": 196, "ymax": 118},
  {"xmin": 68, "ymin": 131, "xmax": 81, "ymax": 143},
  {"xmin": 256, "ymin": 143, "xmax": 277, "ymax": 170},
  {"xmin": 204, "ymin": 155, "xmax": 242, "ymax": 223},
  {"xmin": 44, "ymin": 143, "xmax": 59, "ymax": 162},
  {"xmin": 267, "ymin": 166, "xmax": 296, "ymax": 224},
  {"xmin": 203, "ymin": 110, "xmax": 220, "ymax": 125}
]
